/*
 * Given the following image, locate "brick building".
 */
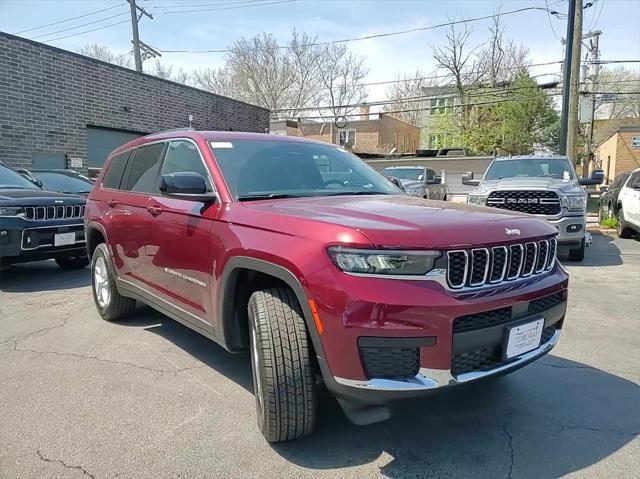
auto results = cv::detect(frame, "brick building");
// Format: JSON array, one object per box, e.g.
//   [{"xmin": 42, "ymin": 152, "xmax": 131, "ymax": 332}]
[
  {"xmin": 270, "ymin": 112, "xmax": 420, "ymax": 155},
  {"xmin": 0, "ymin": 32, "xmax": 269, "ymax": 173},
  {"xmin": 597, "ymin": 126, "xmax": 640, "ymax": 183}
]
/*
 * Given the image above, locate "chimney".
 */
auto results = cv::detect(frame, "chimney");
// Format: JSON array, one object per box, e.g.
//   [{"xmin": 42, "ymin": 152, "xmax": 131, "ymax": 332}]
[{"xmin": 359, "ymin": 102, "xmax": 370, "ymax": 120}]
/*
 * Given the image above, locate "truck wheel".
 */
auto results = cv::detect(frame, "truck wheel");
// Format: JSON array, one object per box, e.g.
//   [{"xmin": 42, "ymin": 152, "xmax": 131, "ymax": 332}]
[
  {"xmin": 617, "ymin": 209, "xmax": 632, "ymax": 239},
  {"xmin": 248, "ymin": 287, "xmax": 317, "ymax": 442},
  {"xmin": 55, "ymin": 255, "xmax": 89, "ymax": 270},
  {"xmin": 568, "ymin": 238, "xmax": 586, "ymax": 261},
  {"xmin": 91, "ymin": 244, "xmax": 135, "ymax": 321}
]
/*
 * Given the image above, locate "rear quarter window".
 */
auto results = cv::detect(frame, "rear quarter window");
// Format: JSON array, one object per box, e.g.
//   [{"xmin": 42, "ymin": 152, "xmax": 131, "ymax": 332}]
[{"xmin": 102, "ymin": 151, "xmax": 130, "ymax": 189}]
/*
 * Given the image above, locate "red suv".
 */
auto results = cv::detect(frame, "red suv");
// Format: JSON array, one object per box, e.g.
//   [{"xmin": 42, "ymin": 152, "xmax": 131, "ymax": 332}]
[{"xmin": 85, "ymin": 130, "xmax": 568, "ymax": 442}]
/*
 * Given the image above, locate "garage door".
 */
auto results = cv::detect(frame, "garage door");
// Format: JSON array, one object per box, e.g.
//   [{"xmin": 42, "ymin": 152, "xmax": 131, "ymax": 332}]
[
  {"xmin": 33, "ymin": 152, "xmax": 66, "ymax": 169},
  {"xmin": 86, "ymin": 127, "xmax": 144, "ymax": 168}
]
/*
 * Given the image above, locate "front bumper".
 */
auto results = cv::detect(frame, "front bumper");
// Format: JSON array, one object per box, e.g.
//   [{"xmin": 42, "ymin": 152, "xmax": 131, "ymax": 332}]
[
  {"xmin": 0, "ymin": 217, "xmax": 87, "ymax": 265},
  {"xmin": 547, "ymin": 215, "xmax": 585, "ymax": 245},
  {"xmin": 306, "ymin": 262, "xmax": 568, "ymax": 410}
]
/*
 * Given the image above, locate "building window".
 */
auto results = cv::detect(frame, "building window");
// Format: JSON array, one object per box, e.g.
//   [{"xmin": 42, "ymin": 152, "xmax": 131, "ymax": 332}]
[
  {"xmin": 429, "ymin": 97, "xmax": 454, "ymax": 115},
  {"xmin": 338, "ymin": 129, "xmax": 356, "ymax": 147}
]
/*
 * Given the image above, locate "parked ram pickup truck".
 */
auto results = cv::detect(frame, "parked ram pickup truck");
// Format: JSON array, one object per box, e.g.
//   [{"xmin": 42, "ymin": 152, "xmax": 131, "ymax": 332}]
[
  {"xmin": 464, "ymin": 155, "xmax": 603, "ymax": 261},
  {"xmin": 381, "ymin": 166, "xmax": 448, "ymax": 200},
  {"xmin": 86, "ymin": 131, "xmax": 569, "ymax": 442}
]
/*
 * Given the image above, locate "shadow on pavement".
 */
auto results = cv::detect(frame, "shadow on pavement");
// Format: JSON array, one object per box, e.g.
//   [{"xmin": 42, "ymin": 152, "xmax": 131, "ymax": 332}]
[
  {"xmin": 0, "ymin": 260, "xmax": 90, "ymax": 292},
  {"xmin": 559, "ymin": 232, "xmax": 624, "ymax": 267},
  {"xmin": 122, "ymin": 309, "xmax": 639, "ymax": 478}
]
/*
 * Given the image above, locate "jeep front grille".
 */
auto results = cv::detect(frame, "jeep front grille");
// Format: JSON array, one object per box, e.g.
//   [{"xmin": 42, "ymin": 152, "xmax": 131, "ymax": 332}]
[
  {"xmin": 24, "ymin": 205, "xmax": 85, "ymax": 221},
  {"xmin": 487, "ymin": 190, "xmax": 561, "ymax": 215},
  {"xmin": 446, "ymin": 238, "xmax": 557, "ymax": 289}
]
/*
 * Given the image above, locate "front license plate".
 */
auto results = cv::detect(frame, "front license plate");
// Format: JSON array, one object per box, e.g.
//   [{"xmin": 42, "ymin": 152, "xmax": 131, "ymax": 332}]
[
  {"xmin": 54, "ymin": 232, "xmax": 76, "ymax": 247},
  {"xmin": 505, "ymin": 318, "xmax": 544, "ymax": 359}
]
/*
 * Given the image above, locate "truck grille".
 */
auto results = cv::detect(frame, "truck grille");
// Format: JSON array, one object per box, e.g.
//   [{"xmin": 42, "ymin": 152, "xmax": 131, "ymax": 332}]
[
  {"xmin": 447, "ymin": 238, "xmax": 557, "ymax": 289},
  {"xmin": 487, "ymin": 190, "xmax": 561, "ymax": 215},
  {"xmin": 24, "ymin": 205, "xmax": 85, "ymax": 221}
]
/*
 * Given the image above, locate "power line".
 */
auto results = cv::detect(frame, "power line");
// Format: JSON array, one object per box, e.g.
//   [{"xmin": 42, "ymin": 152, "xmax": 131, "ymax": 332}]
[
  {"xmin": 12, "ymin": 3, "xmax": 126, "ymax": 35},
  {"xmin": 544, "ymin": 0, "xmax": 562, "ymax": 40},
  {"xmin": 589, "ymin": 0, "xmax": 606, "ymax": 30},
  {"xmin": 156, "ymin": 5, "xmax": 560, "ymax": 53},
  {"xmin": 38, "ymin": 19, "xmax": 132, "ymax": 43},
  {"xmin": 30, "ymin": 12, "xmax": 130, "ymax": 41},
  {"xmin": 149, "ymin": 0, "xmax": 273, "ymax": 9},
  {"xmin": 155, "ymin": 0, "xmax": 298, "ymax": 15}
]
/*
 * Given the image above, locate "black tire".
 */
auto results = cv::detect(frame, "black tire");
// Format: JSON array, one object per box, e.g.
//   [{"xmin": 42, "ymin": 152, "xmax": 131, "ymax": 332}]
[
  {"xmin": 248, "ymin": 287, "xmax": 317, "ymax": 442},
  {"xmin": 568, "ymin": 238, "xmax": 586, "ymax": 261},
  {"xmin": 91, "ymin": 243, "xmax": 135, "ymax": 321},
  {"xmin": 55, "ymin": 254, "xmax": 89, "ymax": 270},
  {"xmin": 617, "ymin": 208, "xmax": 633, "ymax": 239}
]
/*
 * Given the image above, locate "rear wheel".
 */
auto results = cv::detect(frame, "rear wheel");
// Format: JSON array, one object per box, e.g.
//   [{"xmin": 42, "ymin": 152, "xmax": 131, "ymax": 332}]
[
  {"xmin": 248, "ymin": 287, "xmax": 317, "ymax": 442},
  {"xmin": 617, "ymin": 208, "xmax": 633, "ymax": 239},
  {"xmin": 91, "ymin": 244, "xmax": 135, "ymax": 321},
  {"xmin": 568, "ymin": 238, "xmax": 586, "ymax": 261},
  {"xmin": 55, "ymin": 254, "xmax": 89, "ymax": 270}
]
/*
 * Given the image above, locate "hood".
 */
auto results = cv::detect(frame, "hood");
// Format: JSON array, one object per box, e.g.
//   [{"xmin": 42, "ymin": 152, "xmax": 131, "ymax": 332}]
[
  {"xmin": 0, "ymin": 188, "xmax": 86, "ymax": 205},
  {"xmin": 472, "ymin": 177, "xmax": 584, "ymax": 195},
  {"xmin": 242, "ymin": 195, "xmax": 556, "ymax": 249}
]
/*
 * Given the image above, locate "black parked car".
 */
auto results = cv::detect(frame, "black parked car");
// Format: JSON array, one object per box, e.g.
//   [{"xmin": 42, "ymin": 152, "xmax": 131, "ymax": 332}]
[
  {"xmin": 0, "ymin": 164, "xmax": 88, "ymax": 269},
  {"xmin": 16, "ymin": 168, "xmax": 94, "ymax": 196},
  {"xmin": 599, "ymin": 172, "xmax": 631, "ymax": 222}
]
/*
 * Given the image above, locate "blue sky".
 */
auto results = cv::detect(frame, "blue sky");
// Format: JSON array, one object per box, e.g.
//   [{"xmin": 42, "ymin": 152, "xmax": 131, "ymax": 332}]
[{"xmin": 1, "ymin": 0, "xmax": 639, "ymax": 100}]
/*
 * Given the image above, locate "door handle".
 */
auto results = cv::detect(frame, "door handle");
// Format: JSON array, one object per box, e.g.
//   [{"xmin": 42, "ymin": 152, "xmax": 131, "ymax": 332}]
[
  {"xmin": 147, "ymin": 205, "xmax": 163, "ymax": 216},
  {"xmin": 107, "ymin": 199, "xmax": 118, "ymax": 207}
]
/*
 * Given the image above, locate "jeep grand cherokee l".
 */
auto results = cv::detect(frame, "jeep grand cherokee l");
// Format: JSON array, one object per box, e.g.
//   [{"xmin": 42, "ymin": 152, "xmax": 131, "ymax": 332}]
[
  {"xmin": 0, "ymin": 164, "xmax": 88, "ymax": 269},
  {"xmin": 85, "ymin": 131, "xmax": 568, "ymax": 442}
]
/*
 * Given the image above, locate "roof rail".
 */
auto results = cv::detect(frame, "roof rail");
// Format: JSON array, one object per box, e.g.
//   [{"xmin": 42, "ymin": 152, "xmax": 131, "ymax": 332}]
[{"xmin": 144, "ymin": 127, "xmax": 196, "ymax": 138}]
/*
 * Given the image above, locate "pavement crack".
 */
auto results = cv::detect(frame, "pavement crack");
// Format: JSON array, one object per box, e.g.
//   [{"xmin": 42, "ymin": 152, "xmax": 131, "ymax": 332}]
[
  {"xmin": 36, "ymin": 449, "xmax": 95, "ymax": 479},
  {"xmin": 502, "ymin": 423, "xmax": 515, "ymax": 479},
  {"xmin": 13, "ymin": 346, "xmax": 199, "ymax": 375},
  {"xmin": 558, "ymin": 424, "xmax": 639, "ymax": 437},
  {"xmin": 0, "ymin": 319, "xmax": 69, "ymax": 350}
]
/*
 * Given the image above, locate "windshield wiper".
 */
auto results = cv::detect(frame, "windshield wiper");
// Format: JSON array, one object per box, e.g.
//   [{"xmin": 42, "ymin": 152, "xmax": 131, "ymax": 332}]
[
  {"xmin": 321, "ymin": 191, "xmax": 389, "ymax": 196},
  {"xmin": 238, "ymin": 193, "xmax": 309, "ymax": 201}
]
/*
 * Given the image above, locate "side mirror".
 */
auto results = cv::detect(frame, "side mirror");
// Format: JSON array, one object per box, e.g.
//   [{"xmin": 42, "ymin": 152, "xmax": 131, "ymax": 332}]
[
  {"xmin": 418, "ymin": 174, "xmax": 424, "ymax": 181},
  {"xmin": 387, "ymin": 176, "xmax": 406, "ymax": 192},
  {"xmin": 159, "ymin": 172, "xmax": 216, "ymax": 201},
  {"xmin": 434, "ymin": 175, "xmax": 442, "ymax": 184},
  {"xmin": 462, "ymin": 171, "xmax": 481, "ymax": 186}
]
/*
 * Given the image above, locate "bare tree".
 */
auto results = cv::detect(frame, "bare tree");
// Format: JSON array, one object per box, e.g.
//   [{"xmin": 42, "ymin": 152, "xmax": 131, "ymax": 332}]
[
  {"xmin": 595, "ymin": 67, "xmax": 640, "ymax": 119},
  {"xmin": 383, "ymin": 70, "xmax": 438, "ymax": 125},
  {"xmin": 316, "ymin": 43, "xmax": 369, "ymax": 119},
  {"xmin": 77, "ymin": 43, "xmax": 133, "ymax": 69},
  {"xmin": 147, "ymin": 60, "xmax": 190, "ymax": 84}
]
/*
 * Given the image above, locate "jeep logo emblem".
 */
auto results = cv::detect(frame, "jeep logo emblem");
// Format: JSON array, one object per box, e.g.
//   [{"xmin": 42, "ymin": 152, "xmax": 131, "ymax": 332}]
[{"xmin": 505, "ymin": 228, "xmax": 521, "ymax": 236}]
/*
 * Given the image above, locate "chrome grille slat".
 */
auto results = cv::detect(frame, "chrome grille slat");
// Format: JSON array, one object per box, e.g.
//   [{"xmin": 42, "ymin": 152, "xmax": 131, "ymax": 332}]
[
  {"xmin": 446, "ymin": 239, "xmax": 557, "ymax": 290},
  {"xmin": 24, "ymin": 205, "xmax": 85, "ymax": 221}
]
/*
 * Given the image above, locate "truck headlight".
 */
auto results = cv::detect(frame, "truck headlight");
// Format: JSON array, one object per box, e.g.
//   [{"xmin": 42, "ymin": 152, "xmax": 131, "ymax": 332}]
[
  {"xmin": 327, "ymin": 247, "xmax": 440, "ymax": 276},
  {"xmin": 405, "ymin": 187, "xmax": 422, "ymax": 196},
  {"xmin": 561, "ymin": 195, "xmax": 586, "ymax": 211},
  {"xmin": 0, "ymin": 207, "xmax": 24, "ymax": 217},
  {"xmin": 467, "ymin": 195, "xmax": 487, "ymax": 206}
]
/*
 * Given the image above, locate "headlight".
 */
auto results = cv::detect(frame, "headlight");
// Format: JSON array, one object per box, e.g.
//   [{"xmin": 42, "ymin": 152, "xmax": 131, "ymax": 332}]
[
  {"xmin": 561, "ymin": 195, "xmax": 586, "ymax": 211},
  {"xmin": 0, "ymin": 207, "xmax": 24, "ymax": 217},
  {"xmin": 467, "ymin": 195, "xmax": 487, "ymax": 206},
  {"xmin": 327, "ymin": 247, "xmax": 440, "ymax": 276},
  {"xmin": 405, "ymin": 187, "xmax": 422, "ymax": 196}
]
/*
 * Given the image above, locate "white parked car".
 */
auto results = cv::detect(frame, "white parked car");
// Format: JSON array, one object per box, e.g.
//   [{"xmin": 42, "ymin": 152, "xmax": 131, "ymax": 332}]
[{"xmin": 617, "ymin": 168, "xmax": 640, "ymax": 238}]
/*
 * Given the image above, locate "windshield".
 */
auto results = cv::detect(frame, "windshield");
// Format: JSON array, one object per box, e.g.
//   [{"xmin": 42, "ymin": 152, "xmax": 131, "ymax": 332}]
[
  {"xmin": 0, "ymin": 165, "xmax": 40, "ymax": 190},
  {"xmin": 484, "ymin": 158, "xmax": 576, "ymax": 180},
  {"xmin": 32, "ymin": 172, "xmax": 93, "ymax": 194},
  {"xmin": 210, "ymin": 139, "xmax": 400, "ymax": 200},
  {"xmin": 381, "ymin": 168, "xmax": 424, "ymax": 181}
]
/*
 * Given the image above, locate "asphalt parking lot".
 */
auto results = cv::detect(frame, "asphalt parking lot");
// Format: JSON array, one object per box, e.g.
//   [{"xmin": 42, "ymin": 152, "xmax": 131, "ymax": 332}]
[{"xmin": 1, "ymin": 233, "xmax": 638, "ymax": 479}]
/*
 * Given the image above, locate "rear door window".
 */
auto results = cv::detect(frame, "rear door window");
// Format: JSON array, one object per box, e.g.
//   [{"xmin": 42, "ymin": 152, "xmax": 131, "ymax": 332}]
[
  {"xmin": 102, "ymin": 151, "xmax": 130, "ymax": 189},
  {"xmin": 123, "ymin": 143, "xmax": 166, "ymax": 193}
]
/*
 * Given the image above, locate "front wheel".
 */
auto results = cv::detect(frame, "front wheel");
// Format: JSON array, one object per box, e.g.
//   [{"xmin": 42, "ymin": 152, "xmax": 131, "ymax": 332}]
[
  {"xmin": 91, "ymin": 244, "xmax": 135, "ymax": 321},
  {"xmin": 617, "ymin": 209, "xmax": 633, "ymax": 239},
  {"xmin": 55, "ymin": 254, "xmax": 89, "ymax": 270},
  {"xmin": 248, "ymin": 287, "xmax": 317, "ymax": 442},
  {"xmin": 568, "ymin": 238, "xmax": 586, "ymax": 262}
]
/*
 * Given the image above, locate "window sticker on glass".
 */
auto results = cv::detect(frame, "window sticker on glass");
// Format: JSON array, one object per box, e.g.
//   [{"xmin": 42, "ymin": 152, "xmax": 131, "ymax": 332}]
[{"xmin": 211, "ymin": 141, "xmax": 234, "ymax": 149}]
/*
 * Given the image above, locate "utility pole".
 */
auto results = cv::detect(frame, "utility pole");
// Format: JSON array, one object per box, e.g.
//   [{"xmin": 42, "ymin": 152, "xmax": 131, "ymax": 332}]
[
  {"xmin": 583, "ymin": 30, "xmax": 601, "ymax": 178},
  {"xmin": 566, "ymin": 0, "xmax": 583, "ymax": 166},
  {"xmin": 127, "ymin": 0, "xmax": 153, "ymax": 72},
  {"xmin": 559, "ymin": 0, "xmax": 577, "ymax": 156}
]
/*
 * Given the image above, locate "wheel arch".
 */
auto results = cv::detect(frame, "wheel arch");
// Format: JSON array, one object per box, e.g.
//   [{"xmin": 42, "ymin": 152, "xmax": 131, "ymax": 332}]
[
  {"xmin": 218, "ymin": 257, "xmax": 326, "ymax": 359},
  {"xmin": 85, "ymin": 222, "xmax": 109, "ymax": 259}
]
